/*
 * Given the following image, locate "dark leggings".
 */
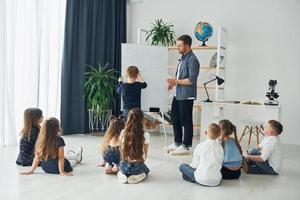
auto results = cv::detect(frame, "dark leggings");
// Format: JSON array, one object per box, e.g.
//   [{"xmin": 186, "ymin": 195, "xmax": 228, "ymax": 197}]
[
  {"xmin": 221, "ymin": 166, "xmax": 241, "ymax": 179},
  {"xmin": 41, "ymin": 158, "xmax": 73, "ymax": 174}
]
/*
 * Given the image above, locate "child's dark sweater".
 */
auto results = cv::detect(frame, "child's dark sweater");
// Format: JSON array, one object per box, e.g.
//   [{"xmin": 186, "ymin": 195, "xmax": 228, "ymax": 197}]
[
  {"xmin": 117, "ymin": 81, "xmax": 147, "ymax": 110},
  {"xmin": 16, "ymin": 126, "xmax": 39, "ymax": 166}
]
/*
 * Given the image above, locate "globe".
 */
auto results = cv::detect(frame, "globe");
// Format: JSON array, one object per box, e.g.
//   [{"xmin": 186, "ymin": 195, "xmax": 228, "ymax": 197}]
[{"xmin": 194, "ymin": 22, "xmax": 213, "ymax": 46}]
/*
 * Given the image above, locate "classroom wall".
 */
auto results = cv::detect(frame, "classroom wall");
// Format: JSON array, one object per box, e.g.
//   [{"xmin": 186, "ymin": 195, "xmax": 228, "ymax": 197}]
[{"xmin": 127, "ymin": 0, "xmax": 300, "ymax": 145}]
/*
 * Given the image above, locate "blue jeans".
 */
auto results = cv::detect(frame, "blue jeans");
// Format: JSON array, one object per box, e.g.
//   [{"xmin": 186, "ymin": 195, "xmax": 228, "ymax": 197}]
[
  {"xmin": 103, "ymin": 146, "xmax": 120, "ymax": 166},
  {"xmin": 119, "ymin": 160, "xmax": 150, "ymax": 177},
  {"xmin": 122, "ymin": 109, "xmax": 130, "ymax": 120},
  {"xmin": 179, "ymin": 164, "xmax": 196, "ymax": 183},
  {"xmin": 247, "ymin": 148, "xmax": 278, "ymax": 175}
]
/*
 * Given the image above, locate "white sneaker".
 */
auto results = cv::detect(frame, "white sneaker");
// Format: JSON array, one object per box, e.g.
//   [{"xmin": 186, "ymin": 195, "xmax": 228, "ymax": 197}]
[
  {"xmin": 165, "ymin": 143, "xmax": 179, "ymax": 152},
  {"xmin": 128, "ymin": 173, "xmax": 147, "ymax": 184},
  {"xmin": 76, "ymin": 146, "xmax": 83, "ymax": 164},
  {"xmin": 170, "ymin": 145, "xmax": 189, "ymax": 155},
  {"xmin": 117, "ymin": 171, "xmax": 128, "ymax": 183}
]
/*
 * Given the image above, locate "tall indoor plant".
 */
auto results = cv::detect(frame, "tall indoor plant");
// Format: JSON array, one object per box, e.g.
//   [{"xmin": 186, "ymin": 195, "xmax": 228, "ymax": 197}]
[
  {"xmin": 84, "ymin": 63, "xmax": 118, "ymax": 132},
  {"xmin": 145, "ymin": 19, "xmax": 176, "ymax": 46}
]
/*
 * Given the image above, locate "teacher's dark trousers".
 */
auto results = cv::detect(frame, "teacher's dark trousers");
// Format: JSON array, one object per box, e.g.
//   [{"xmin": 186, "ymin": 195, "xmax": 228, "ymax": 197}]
[{"xmin": 171, "ymin": 97, "xmax": 194, "ymax": 147}]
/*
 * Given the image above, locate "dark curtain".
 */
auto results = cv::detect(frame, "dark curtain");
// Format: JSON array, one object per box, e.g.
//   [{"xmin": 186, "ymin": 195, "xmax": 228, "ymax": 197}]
[{"xmin": 61, "ymin": 0, "xmax": 126, "ymax": 134}]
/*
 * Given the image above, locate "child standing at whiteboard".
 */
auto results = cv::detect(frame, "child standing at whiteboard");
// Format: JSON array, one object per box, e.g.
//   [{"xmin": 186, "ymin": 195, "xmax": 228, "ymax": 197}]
[{"xmin": 117, "ymin": 66, "xmax": 147, "ymax": 119}]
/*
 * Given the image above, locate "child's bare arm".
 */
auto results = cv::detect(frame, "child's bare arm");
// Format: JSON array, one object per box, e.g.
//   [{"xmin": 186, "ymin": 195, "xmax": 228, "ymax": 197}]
[
  {"xmin": 137, "ymin": 72, "xmax": 145, "ymax": 83},
  {"xmin": 58, "ymin": 147, "xmax": 73, "ymax": 176},
  {"xmin": 143, "ymin": 144, "xmax": 149, "ymax": 160},
  {"xmin": 20, "ymin": 154, "xmax": 41, "ymax": 175},
  {"xmin": 244, "ymin": 152, "xmax": 265, "ymax": 162}
]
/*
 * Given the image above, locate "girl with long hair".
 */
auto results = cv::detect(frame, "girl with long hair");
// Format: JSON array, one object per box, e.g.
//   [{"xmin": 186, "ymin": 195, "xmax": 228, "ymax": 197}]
[
  {"xmin": 16, "ymin": 108, "xmax": 43, "ymax": 166},
  {"xmin": 117, "ymin": 108, "xmax": 150, "ymax": 184},
  {"xmin": 20, "ymin": 117, "xmax": 83, "ymax": 176},
  {"xmin": 100, "ymin": 116, "xmax": 125, "ymax": 174},
  {"xmin": 219, "ymin": 119, "xmax": 245, "ymax": 179}
]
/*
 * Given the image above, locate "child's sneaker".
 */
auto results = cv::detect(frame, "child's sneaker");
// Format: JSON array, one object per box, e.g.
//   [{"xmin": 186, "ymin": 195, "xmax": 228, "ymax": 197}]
[
  {"xmin": 117, "ymin": 171, "xmax": 128, "ymax": 183},
  {"xmin": 170, "ymin": 145, "xmax": 189, "ymax": 155},
  {"xmin": 76, "ymin": 146, "xmax": 83, "ymax": 164},
  {"xmin": 165, "ymin": 143, "xmax": 178, "ymax": 152},
  {"xmin": 128, "ymin": 173, "xmax": 147, "ymax": 184}
]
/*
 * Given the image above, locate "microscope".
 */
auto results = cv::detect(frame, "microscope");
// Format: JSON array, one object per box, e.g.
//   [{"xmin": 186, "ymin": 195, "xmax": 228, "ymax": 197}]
[{"xmin": 264, "ymin": 80, "xmax": 279, "ymax": 106}]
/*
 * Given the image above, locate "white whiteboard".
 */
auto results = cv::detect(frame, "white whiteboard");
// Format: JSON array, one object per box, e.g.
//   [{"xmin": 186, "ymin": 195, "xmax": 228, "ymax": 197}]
[{"xmin": 121, "ymin": 43, "xmax": 168, "ymax": 112}]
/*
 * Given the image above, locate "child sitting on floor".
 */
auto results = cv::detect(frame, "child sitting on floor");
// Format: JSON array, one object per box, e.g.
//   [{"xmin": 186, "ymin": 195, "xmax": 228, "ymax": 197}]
[
  {"xmin": 100, "ymin": 116, "xmax": 125, "ymax": 174},
  {"xmin": 244, "ymin": 120, "xmax": 283, "ymax": 175},
  {"xmin": 16, "ymin": 108, "xmax": 43, "ymax": 166},
  {"xmin": 20, "ymin": 118, "xmax": 83, "ymax": 176},
  {"xmin": 219, "ymin": 119, "xmax": 244, "ymax": 179},
  {"xmin": 179, "ymin": 123, "xmax": 224, "ymax": 186},
  {"xmin": 117, "ymin": 108, "xmax": 150, "ymax": 184}
]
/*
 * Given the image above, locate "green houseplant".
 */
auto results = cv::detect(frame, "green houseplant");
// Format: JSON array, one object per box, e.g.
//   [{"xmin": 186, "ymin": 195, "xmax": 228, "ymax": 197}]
[
  {"xmin": 145, "ymin": 19, "xmax": 176, "ymax": 46},
  {"xmin": 84, "ymin": 63, "xmax": 118, "ymax": 132}
]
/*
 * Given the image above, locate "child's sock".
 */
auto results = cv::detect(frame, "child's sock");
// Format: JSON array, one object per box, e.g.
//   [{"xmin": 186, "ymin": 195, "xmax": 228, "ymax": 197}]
[{"xmin": 112, "ymin": 164, "xmax": 119, "ymax": 173}]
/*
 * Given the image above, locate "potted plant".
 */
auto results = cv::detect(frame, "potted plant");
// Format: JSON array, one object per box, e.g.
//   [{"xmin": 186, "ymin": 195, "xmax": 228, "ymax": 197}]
[
  {"xmin": 84, "ymin": 63, "xmax": 118, "ymax": 132},
  {"xmin": 145, "ymin": 19, "xmax": 176, "ymax": 46}
]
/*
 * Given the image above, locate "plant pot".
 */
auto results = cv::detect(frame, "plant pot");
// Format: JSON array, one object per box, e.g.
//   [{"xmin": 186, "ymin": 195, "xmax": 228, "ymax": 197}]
[{"xmin": 88, "ymin": 109, "xmax": 112, "ymax": 134}]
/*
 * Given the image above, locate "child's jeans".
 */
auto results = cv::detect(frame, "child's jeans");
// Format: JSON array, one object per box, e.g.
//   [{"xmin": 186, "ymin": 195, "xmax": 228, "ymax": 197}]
[
  {"xmin": 103, "ymin": 146, "xmax": 120, "ymax": 166},
  {"xmin": 119, "ymin": 160, "xmax": 149, "ymax": 176},
  {"xmin": 179, "ymin": 164, "xmax": 197, "ymax": 183},
  {"xmin": 247, "ymin": 148, "xmax": 278, "ymax": 175}
]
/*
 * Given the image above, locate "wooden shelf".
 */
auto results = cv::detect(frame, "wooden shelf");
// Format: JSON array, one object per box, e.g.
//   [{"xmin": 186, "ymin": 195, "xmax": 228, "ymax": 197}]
[
  {"xmin": 168, "ymin": 65, "xmax": 225, "ymax": 70},
  {"xmin": 161, "ymin": 123, "xmax": 201, "ymax": 129},
  {"xmin": 198, "ymin": 86, "xmax": 224, "ymax": 90},
  {"xmin": 168, "ymin": 104, "xmax": 201, "ymax": 109},
  {"xmin": 168, "ymin": 46, "xmax": 226, "ymax": 50}
]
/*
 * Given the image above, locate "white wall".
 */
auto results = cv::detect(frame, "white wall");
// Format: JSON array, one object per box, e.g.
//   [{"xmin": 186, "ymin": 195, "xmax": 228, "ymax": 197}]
[{"xmin": 127, "ymin": 0, "xmax": 300, "ymax": 145}]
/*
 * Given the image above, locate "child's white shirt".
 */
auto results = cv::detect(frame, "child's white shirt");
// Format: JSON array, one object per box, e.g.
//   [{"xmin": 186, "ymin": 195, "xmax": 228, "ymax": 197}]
[
  {"xmin": 259, "ymin": 135, "xmax": 282, "ymax": 173},
  {"xmin": 190, "ymin": 139, "xmax": 224, "ymax": 187}
]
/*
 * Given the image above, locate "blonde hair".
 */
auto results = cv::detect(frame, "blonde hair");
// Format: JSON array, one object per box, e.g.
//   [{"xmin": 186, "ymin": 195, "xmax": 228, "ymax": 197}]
[
  {"xmin": 121, "ymin": 108, "xmax": 145, "ymax": 162},
  {"xmin": 35, "ymin": 117, "xmax": 60, "ymax": 160},
  {"xmin": 101, "ymin": 116, "xmax": 125, "ymax": 153},
  {"xmin": 20, "ymin": 108, "xmax": 43, "ymax": 141},
  {"xmin": 126, "ymin": 66, "xmax": 139, "ymax": 79},
  {"xmin": 207, "ymin": 123, "xmax": 221, "ymax": 140}
]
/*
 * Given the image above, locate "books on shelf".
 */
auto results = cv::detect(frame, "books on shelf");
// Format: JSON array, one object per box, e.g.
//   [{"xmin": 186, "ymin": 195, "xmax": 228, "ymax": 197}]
[{"xmin": 240, "ymin": 100, "xmax": 262, "ymax": 105}]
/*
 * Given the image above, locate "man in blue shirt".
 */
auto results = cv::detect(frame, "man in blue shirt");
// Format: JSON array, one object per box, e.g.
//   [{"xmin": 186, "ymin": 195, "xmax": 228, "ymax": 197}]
[{"xmin": 167, "ymin": 35, "xmax": 200, "ymax": 155}]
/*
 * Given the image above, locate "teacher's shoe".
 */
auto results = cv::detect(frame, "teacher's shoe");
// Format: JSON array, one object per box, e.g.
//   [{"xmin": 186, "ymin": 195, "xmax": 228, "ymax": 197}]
[
  {"xmin": 170, "ymin": 145, "xmax": 189, "ymax": 155},
  {"xmin": 165, "ymin": 143, "xmax": 179, "ymax": 152}
]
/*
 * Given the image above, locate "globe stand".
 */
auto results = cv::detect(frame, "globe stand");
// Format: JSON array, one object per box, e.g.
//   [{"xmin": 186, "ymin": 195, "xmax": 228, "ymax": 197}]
[{"xmin": 201, "ymin": 41, "xmax": 207, "ymax": 46}]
